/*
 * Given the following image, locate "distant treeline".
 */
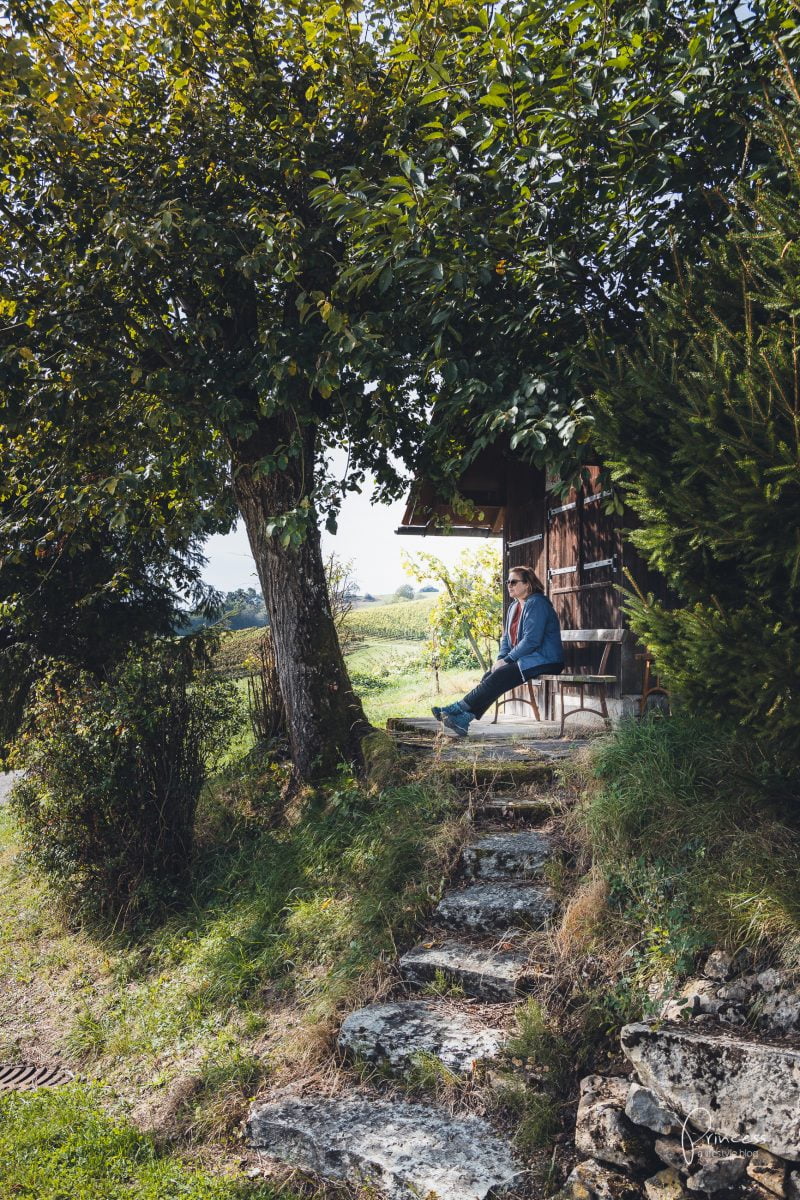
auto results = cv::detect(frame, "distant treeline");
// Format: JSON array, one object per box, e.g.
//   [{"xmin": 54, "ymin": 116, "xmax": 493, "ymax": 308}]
[{"xmin": 183, "ymin": 587, "xmax": 268, "ymax": 633}]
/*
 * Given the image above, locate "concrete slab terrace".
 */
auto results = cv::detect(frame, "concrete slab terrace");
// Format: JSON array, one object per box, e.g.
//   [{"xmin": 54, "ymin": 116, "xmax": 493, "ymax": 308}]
[{"xmin": 387, "ymin": 716, "xmax": 593, "ymax": 760}]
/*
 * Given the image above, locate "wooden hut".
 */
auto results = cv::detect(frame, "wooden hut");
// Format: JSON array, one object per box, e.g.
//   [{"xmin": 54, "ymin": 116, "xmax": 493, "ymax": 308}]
[{"xmin": 397, "ymin": 445, "xmax": 669, "ymax": 718}]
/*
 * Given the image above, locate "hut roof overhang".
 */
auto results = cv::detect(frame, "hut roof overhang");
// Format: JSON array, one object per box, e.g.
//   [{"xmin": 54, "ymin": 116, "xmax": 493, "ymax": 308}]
[{"xmin": 396, "ymin": 445, "xmax": 510, "ymax": 538}]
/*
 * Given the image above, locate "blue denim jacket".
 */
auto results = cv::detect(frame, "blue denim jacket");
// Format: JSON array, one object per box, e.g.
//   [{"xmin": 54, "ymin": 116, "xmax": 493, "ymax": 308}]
[{"xmin": 499, "ymin": 594, "xmax": 563, "ymax": 673}]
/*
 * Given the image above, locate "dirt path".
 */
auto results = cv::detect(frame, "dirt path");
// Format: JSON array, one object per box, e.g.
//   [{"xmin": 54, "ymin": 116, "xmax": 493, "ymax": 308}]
[{"xmin": 0, "ymin": 772, "xmax": 20, "ymax": 806}]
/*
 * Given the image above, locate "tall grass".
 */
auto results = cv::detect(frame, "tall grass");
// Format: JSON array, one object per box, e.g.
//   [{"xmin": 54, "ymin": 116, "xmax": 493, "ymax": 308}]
[
  {"xmin": 0, "ymin": 749, "xmax": 464, "ymax": 1145},
  {"xmin": 577, "ymin": 714, "xmax": 800, "ymax": 967}
]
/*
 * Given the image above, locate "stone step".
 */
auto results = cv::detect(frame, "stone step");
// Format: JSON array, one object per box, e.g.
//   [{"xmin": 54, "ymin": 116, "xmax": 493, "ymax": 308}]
[
  {"xmin": 247, "ymin": 1093, "xmax": 527, "ymax": 1200},
  {"xmin": 338, "ymin": 1000, "xmax": 503, "ymax": 1075},
  {"xmin": 460, "ymin": 830, "xmax": 556, "ymax": 882},
  {"xmin": 399, "ymin": 938, "xmax": 534, "ymax": 1001},
  {"xmin": 471, "ymin": 795, "xmax": 557, "ymax": 822},
  {"xmin": 438, "ymin": 761, "xmax": 553, "ymax": 789},
  {"xmin": 435, "ymin": 881, "xmax": 557, "ymax": 934},
  {"xmin": 622, "ymin": 1021, "xmax": 800, "ymax": 1161}
]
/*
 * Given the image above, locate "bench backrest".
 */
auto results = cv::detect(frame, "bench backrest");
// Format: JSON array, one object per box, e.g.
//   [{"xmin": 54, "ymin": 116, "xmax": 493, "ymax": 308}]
[
  {"xmin": 560, "ymin": 629, "xmax": 625, "ymax": 643},
  {"xmin": 559, "ymin": 628, "xmax": 625, "ymax": 675}
]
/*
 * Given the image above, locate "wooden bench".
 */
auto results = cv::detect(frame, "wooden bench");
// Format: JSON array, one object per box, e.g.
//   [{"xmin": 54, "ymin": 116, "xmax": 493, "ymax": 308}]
[
  {"xmin": 492, "ymin": 677, "xmax": 543, "ymax": 723},
  {"xmin": 636, "ymin": 650, "xmax": 670, "ymax": 715},
  {"xmin": 541, "ymin": 629, "xmax": 625, "ymax": 735}
]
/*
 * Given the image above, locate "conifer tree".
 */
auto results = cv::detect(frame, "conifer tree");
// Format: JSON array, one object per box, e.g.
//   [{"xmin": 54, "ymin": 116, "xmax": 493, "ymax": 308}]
[{"xmin": 591, "ymin": 76, "xmax": 800, "ymax": 754}]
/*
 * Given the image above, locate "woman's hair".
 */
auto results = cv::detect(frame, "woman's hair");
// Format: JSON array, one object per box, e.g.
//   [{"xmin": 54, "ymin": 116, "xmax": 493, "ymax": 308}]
[{"xmin": 509, "ymin": 564, "xmax": 545, "ymax": 594}]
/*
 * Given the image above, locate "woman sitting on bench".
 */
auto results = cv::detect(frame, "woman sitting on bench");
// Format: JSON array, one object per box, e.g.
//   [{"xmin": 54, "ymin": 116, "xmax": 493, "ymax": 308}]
[{"xmin": 432, "ymin": 565, "xmax": 564, "ymax": 737}]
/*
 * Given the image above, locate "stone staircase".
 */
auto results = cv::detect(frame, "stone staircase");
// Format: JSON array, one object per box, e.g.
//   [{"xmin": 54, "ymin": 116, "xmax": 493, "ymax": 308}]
[
  {"xmin": 247, "ymin": 747, "xmax": 568, "ymax": 1200},
  {"xmin": 248, "ymin": 730, "xmax": 800, "ymax": 1200}
]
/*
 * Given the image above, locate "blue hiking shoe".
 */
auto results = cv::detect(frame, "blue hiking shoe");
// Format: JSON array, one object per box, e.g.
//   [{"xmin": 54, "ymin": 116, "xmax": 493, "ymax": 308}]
[
  {"xmin": 441, "ymin": 710, "xmax": 474, "ymax": 738},
  {"xmin": 432, "ymin": 701, "xmax": 463, "ymax": 722}
]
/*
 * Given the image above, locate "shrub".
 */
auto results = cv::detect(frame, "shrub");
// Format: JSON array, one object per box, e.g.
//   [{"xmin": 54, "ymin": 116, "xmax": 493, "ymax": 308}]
[
  {"xmin": 348, "ymin": 669, "xmax": 389, "ymax": 694},
  {"xmin": 347, "ymin": 647, "xmax": 428, "ymax": 697},
  {"xmin": 403, "ymin": 546, "xmax": 502, "ymax": 669},
  {"xmin": 436, "ymin": 638, "xmax": 480, "ymax": 669},
  {"xmin": 11, "ymin": 637, "xmax": 241, "ymax": 925}
]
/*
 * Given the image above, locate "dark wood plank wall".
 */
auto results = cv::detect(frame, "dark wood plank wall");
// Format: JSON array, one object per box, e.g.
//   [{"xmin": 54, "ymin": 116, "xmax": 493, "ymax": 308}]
[
  {"xmin": 501, "ymin": 462, "xmax": 666, "ymax": 697},
  {"xmin": 504, "ymin": 457, "xmax": 547, "ymax": 582}
]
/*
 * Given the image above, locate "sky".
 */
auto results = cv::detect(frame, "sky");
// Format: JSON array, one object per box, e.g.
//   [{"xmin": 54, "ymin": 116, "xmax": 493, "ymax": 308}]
[{"xmin": 201, "ymin": 475, "xmax": 495, "ymax": 596}]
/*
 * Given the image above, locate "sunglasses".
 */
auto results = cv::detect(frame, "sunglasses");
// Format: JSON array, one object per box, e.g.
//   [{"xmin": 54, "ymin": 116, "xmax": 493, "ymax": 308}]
[{"xmin": 506, "ymin": 579, "xmax": 524, "ymax": 586}]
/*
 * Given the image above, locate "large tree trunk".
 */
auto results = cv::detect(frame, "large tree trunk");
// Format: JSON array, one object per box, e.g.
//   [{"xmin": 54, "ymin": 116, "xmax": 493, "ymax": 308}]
[{"xmin": 230, "ymin": 414, "xmax": 371, "ymax": 782}]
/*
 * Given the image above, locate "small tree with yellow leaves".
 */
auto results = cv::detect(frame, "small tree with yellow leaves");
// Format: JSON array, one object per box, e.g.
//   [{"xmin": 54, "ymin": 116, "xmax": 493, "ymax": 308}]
[{"xmin": 402, "ymin": 546, "xmax": 502, "ymax": 673}]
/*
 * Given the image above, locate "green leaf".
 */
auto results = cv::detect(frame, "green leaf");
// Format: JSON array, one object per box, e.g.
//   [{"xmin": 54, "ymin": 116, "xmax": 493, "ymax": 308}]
[{"xmin": 478, "ymin": 94, "xmax": 508, "ymax": 109}]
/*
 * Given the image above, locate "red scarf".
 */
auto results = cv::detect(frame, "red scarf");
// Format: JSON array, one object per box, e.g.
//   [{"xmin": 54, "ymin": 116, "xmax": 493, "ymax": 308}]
[{"xmin": 509, "ymin": 600, "xmax": 522, "ymax": 647}]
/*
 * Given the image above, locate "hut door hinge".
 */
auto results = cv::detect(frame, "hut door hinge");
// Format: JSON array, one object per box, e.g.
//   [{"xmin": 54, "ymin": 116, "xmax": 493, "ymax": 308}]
[
  {"xmin": 583, "ymin": 555, "xmax": 617, "ymax": 572},
  {"xmin": 507, "ymin": 532, "xmax": 543, "ymax": 549}
]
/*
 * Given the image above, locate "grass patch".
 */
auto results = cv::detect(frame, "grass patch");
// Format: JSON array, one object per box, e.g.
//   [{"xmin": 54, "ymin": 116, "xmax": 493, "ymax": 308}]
[
  {"xmin": 577, "ymin": 713, "xmax": 800, "ymax": 976},
  {"xmin": 404, "ymin": 1050, "xmax": 462, "ymax": 1097},
  {"xmin": 488, "ymin": 1001, "xmax": 570, "ymax": 1159},
  {"xmin": 419, "ymin": 968, "xmax": 465, "ymax": 999},
  {"xmin": 216, "ymin": 634, "xmax": 481, "ymax": 730},
  {"xmin": 344, "ymin": 639, "xmax": 425, "ymax": 671},
  {"xmin": 505, "ymin": 998, "xmax": 570, "ymax": 1076},
  {"xmin": 494, "ymin": 1076, "xmax": 562, "ymax": 1156},
  {"xmin": 0, "ymin": 1083, "xmax": 298, "ymax": 1200},
  {"xmin": 0, "ymin": 752, "xmax": 464, "ymax": 1150},
  {"xmin": 342, "ymin": 639, "xmax": 480, "ymax": 726}
]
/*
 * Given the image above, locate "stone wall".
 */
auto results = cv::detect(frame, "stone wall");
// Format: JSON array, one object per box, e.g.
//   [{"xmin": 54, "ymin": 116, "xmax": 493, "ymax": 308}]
[{"xmin": 560, "ymin": 951, "xmax": 800, "ymax": 1200}]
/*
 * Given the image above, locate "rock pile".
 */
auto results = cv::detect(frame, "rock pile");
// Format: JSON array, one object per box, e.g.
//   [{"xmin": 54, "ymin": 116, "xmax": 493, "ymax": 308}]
[
  {"xmin": 659, "ymin": 952, "xmax": 800, "ymax": 1036},
  {"xmin": 560, "ymin": 951, "xmax": 800, "ymax": 1200}
]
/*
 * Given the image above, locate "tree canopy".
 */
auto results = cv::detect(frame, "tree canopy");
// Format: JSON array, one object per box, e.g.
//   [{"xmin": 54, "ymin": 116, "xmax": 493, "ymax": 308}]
[
  {"xmin": 0, "ymin": 0, "xmax": 443, "ymax": 775},
  {"xmin": 316, "ymin": 0, "xmax": 800, "ymax": 482},
  {"xmin": 3, "ymin": 0, "xmax": 799, "ymax": 775}
]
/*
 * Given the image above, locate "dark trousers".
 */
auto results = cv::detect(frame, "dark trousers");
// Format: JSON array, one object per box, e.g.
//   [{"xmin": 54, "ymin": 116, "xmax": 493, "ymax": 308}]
[{"xmin": 462, "ymin": 662, "xmax": 564, "ymax": 720}]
